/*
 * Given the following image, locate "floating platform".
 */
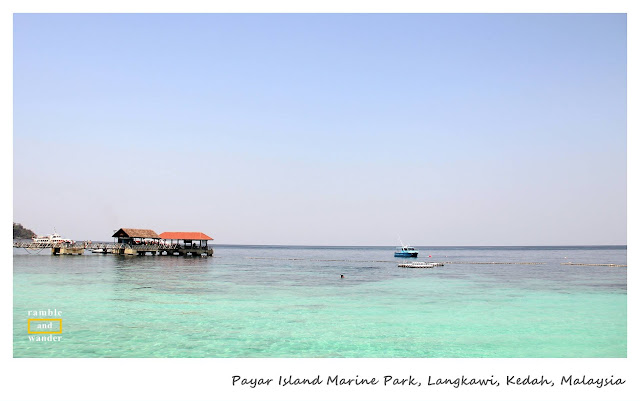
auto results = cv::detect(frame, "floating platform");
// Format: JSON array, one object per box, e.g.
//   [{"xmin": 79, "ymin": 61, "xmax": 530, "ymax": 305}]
[{"xmin": 398, "ymin": 262, "xmax": 445, "ymax": 268}]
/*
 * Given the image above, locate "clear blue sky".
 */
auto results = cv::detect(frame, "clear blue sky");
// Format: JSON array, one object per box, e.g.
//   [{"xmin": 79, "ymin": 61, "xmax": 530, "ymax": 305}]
[{"xmin": 13, "ymin": 13, "xmax": 626, "ymax": 245}]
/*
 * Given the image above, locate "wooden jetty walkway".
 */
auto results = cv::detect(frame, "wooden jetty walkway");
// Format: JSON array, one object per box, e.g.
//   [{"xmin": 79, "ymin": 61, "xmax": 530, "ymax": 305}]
[
  {"xmin": 13, "ymin": 241, "xmax": 213, "ymax": 257},
  {"xmin": 14, "ymin": 228, "xmax": 215, "ymax": 257}
]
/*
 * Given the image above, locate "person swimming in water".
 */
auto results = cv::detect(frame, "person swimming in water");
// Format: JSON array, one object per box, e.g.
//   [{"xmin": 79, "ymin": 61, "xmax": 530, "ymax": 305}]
[{"xmin": 340, "ymin": 275, "xmax": 344, "ymax": 279}]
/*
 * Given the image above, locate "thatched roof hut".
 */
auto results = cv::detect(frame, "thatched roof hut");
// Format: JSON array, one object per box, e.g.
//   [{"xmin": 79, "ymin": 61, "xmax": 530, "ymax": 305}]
[{"xmin": 112, "ymin": 228, "xmax": 160, "ymax": 240}]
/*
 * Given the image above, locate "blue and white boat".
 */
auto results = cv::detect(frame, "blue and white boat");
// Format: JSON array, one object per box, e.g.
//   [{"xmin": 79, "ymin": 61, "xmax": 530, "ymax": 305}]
[{"xmin": 394, "ymin": 245, "xmax": 419, "ymax": 257}]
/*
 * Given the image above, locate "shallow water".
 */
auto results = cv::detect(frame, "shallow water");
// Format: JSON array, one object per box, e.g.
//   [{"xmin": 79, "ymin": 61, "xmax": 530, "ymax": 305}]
[{"xmin": 13, "ymin": 245, "xmax": 626, "ymax": 357}]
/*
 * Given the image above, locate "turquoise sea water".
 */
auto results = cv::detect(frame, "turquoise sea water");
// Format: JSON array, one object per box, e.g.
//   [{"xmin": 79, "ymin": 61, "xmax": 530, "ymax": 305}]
[{"xmin": 13, "ymin": 245, "xmax": 626, "ymax": 357}]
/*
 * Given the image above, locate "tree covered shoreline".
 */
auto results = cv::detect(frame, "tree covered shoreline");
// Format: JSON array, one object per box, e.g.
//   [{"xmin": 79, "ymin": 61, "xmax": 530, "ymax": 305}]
[{"xmin": 13, "ymin": 223, "xmax": 36, "ymax": 239}]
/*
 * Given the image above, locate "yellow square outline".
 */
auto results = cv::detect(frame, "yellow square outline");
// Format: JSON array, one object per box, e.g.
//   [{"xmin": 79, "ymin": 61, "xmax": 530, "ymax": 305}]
[{"xmin": 28, "ymin": 319, "xmax": 62, "ymax": 334}]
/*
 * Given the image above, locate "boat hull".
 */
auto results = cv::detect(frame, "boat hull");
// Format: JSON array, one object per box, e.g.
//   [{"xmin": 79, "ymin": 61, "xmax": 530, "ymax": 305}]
[{"xmin": 394, "ymin": 252, "xmax": 418, "ymax": 257}]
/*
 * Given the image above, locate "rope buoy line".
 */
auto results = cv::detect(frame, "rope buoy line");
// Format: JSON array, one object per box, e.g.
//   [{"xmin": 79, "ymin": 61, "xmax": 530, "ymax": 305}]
[
  {"xmin": 246, "ymin": 257, "xmax": 392, "ymax": 263},
  {"xmin": 23, "ymin": 247, "xmax": 46, "ymax": 255},
  {"xmin": 245, "ymin": 257, "xmax": 626, "ymax": 266},
  {"xmin": 561, "ymin": 262, "xmax": 627, "ymax": 267},
  {"xmin": 444, "ymin": 261, "xmax": 546, "ymax": 265}
]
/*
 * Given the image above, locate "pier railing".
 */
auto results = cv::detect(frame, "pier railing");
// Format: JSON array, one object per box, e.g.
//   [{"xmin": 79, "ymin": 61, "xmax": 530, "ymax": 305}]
[{"xmin": 13, "ymin": 242, "xmax": 186, "ymax": 251}]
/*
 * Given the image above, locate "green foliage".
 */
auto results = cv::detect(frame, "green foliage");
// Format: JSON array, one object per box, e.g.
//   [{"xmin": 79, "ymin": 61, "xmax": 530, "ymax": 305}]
[{"xmin": 13, "ymin": 223, "xmax": 36, "ymax": 239}]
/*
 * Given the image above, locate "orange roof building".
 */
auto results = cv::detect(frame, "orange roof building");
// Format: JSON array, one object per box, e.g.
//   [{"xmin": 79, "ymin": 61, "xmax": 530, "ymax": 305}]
[
  {"xmin": 159, "ymin": 232, "xmax": 213, "ymax": 249},
  {"xmin": 159, "ymin": 232, "xmax": 213, "ymax": 241}
]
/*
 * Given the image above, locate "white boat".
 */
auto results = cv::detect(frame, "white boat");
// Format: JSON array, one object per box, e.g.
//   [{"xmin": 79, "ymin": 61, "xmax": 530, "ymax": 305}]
[{"xmin": 32, "ymin": 230, "xmax": 73, "ymax": 245}]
